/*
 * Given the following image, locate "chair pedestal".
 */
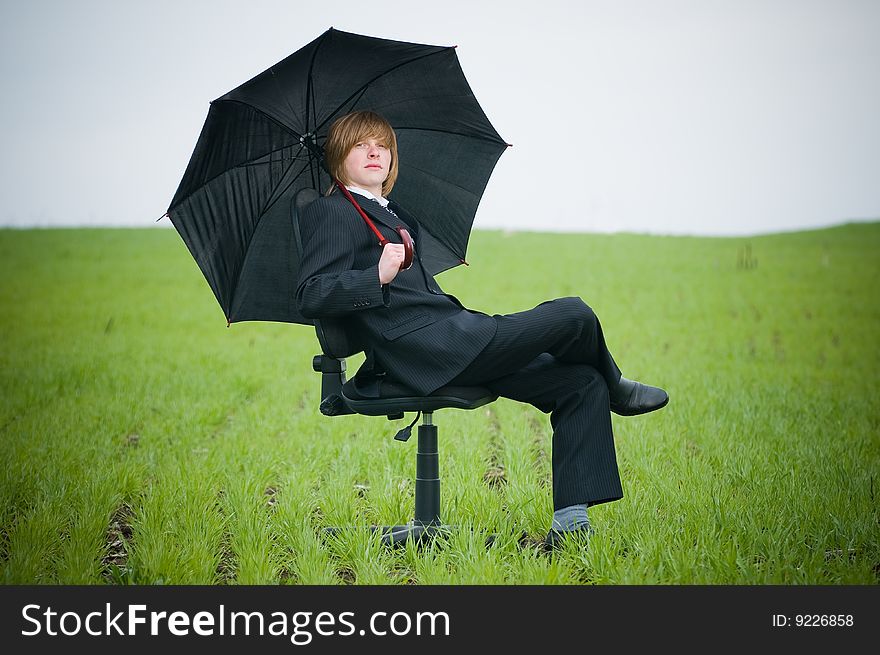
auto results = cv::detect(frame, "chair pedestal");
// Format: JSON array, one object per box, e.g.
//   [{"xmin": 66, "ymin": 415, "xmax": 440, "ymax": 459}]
[
  {"xmin": 325, "ymin": 415, "xmax": 447, "ymax": 547},
  {"xmin": 379, "ymin": 416, "xmax": 444, "ymax": 546},
  {"xmin": 310, "ymin": 354, "xmax": 497, "ymax": 548},
  {"xmin": 413, "ymin": 418, "xmax": 440, "ymax": 526}
]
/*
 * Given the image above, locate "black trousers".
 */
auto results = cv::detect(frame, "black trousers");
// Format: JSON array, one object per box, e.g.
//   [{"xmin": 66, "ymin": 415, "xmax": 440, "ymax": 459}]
[{"xmin": 448, "ymin": 297, "xmax": 624, "ymax": 510}]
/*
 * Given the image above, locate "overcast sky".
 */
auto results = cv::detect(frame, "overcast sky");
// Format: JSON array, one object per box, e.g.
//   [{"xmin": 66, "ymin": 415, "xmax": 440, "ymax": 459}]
[{"xmin": 1, "ymin": 0, "xmax": 878, "ymax": 235}]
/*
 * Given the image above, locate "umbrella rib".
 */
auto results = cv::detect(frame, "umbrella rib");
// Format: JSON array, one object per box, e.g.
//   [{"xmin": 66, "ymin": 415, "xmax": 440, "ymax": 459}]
[
  {"xmin": 314, "ymin": 46, "xmax": 456, "ymax": 133},
  {"xmin": 394, "ymin": 203, "xmax": 466, "ymax": 262},
  {"xmin": 169, "ymin": 144, "xmax": 304, "ymax": 211},
  {"xmin": 237, "ymin": 151, "xmax": 312, "ymax": 167},
  {"xmin": 304, "ymin": 28, "xmax": 331, "ymax": 142},
  {"xmin": 304, "ymin": 28, "xmax": 332, "ymax": 197},
  {"xmin": 394, "ymin": 125, "xmax": 508, "ymax": 146},
  {"xmin": 397, "ymin": 161, "xmax": 491, "ymax": 257},
  {"xmin": 217, "ymin": 98, "xmax": 305, "ymax": 144},
  {"xmin": 269, "ymin": 67, "xmax": 302, "ymax": 136},
  {"xmin": 227, "ymin": 158, "xmax": 316, "ymax": 322},
  {"xmin": 169, "ymin": 100, "xmax": 306, "ymax": 212},
  {"xmin": 258, "ymin": 157, "xmax": 314, "ymax": 219},
  {"xmin": 402, "ymin": 162, "xmax": 484, "ymax": 198}
]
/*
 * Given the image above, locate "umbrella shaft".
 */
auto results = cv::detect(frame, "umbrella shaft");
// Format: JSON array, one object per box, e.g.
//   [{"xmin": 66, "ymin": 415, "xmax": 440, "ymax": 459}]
[{"xmin": 335, "ymin": 181, "xmax": 389, "ymax": 246}]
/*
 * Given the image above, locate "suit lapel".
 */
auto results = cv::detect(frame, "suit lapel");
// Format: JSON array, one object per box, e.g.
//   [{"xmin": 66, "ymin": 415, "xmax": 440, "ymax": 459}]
[{"xmin": 353, "ymin": 195, "xmax": 401, "ymax": 233}]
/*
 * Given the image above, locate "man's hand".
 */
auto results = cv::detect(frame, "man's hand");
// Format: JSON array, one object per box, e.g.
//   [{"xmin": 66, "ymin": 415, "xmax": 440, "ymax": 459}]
[{"xmin": 378, "ymin": 243, "xmax": 406, "ymax": 284}]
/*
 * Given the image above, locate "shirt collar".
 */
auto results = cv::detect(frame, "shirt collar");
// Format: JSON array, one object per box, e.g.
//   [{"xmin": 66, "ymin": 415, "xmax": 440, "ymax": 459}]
[{"xmin": 345, "ymin": 185, "xmax": 389, "ymax": 208}]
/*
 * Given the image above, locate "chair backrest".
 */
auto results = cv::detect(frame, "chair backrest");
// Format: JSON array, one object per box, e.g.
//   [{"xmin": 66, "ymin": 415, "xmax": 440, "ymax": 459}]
[{"xmin": 291, "ymin": 187, "xmax": 366, "ymax": 360}]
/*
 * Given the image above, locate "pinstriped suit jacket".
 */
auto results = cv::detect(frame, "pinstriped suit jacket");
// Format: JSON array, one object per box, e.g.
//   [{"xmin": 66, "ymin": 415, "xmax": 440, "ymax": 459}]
[{"xmin": 295, "ymin": 191, "xmax": 497, "ymax": 396}]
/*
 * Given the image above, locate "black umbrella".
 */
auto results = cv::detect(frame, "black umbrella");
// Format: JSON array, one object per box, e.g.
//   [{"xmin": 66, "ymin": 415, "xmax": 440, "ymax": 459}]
[{"xmin": 167, "ymin": 27, "xmax": 509, "ymax": 325}]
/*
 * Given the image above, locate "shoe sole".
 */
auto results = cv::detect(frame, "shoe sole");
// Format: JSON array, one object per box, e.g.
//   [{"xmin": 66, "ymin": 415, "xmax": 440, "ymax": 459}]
[{"xmin": 611, "ymin": 395, "xmax": 669, "ymax": 417}]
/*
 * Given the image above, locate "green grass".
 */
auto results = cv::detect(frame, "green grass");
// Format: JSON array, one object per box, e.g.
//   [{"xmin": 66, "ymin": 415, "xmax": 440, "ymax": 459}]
[{"xmin": 1, "ymin": 223, "xmax": 878, "ymax": 584}]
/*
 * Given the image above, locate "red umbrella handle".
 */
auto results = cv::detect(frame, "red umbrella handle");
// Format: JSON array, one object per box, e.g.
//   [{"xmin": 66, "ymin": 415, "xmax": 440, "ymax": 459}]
[{"xmin": 396, "ymin": 226, "xmax": 414, "ymax": 271}]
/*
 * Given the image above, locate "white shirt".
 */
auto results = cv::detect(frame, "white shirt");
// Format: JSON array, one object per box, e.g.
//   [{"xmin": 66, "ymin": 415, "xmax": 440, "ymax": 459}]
[{"xmin": 345, "ymin": 185, "xmax": 390, "ymax": 208}]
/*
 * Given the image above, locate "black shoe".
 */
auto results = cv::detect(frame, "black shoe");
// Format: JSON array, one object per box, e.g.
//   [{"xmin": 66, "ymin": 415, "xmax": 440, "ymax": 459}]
[
  {"xmin": 609, "ymin": 377, "xmax": 669, "ymax": 416},
  {"xmin": 543, "ymin": 525, "xmax": 594, "ymax": 552}
]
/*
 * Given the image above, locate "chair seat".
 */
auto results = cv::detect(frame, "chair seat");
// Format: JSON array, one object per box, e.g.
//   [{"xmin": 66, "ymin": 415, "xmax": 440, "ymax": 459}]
[{"xmin": 341, "ymin": 378, "xmax": 497, "ymax": 416}]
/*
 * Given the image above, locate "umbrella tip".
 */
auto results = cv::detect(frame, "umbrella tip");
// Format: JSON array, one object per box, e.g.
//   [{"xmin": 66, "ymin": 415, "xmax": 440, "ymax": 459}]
[
  {"xmin": 156, "ymin": 212, "xmax": 169, "ymax": 223},
  {"xmin": 506, "ymin": 143, "xmax": 514, "ymax": 148},
  {"xmin": 460, "ymin": 258, "xmax": 469, "ymax": 266},
  {"xmin": 226, "ymin": 318, "xmax": 231, "ymax": 328}
]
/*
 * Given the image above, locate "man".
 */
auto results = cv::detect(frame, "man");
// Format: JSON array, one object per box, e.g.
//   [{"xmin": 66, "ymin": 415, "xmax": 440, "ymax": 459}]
[{"xmin": 296, "ymin": 111, "xmax": 668, "ymax": 548}]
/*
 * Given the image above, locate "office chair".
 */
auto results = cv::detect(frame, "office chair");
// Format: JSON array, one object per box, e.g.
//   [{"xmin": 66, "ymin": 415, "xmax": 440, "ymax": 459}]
[{"xmin": 293, "ymin": 187, "xmax": 497, "ymax": 546}]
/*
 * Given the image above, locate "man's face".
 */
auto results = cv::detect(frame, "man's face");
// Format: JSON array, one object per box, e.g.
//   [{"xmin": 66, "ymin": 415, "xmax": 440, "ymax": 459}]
[{"xmin": 343, "ymin": 137, "xmax": 391, "ymax": 194}]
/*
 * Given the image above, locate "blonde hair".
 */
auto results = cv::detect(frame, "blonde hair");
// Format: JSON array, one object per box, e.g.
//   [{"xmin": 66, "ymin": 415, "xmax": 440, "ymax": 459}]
[{"xmin": 323, "ymin": 111, "xmax": 399, "ymax": 196}]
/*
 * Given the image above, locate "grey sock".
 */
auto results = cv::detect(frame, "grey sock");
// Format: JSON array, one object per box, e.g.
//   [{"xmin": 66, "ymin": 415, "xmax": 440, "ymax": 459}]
[{"xmin": 552, "ymin": 504, "xmax": 590, "ymax": 531}]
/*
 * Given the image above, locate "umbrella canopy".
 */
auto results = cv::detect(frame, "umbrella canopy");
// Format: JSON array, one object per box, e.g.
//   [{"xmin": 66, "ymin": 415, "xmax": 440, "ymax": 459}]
[{"xmin": 168, "ymin": 27, "xmax": 508, "ymax": 325}]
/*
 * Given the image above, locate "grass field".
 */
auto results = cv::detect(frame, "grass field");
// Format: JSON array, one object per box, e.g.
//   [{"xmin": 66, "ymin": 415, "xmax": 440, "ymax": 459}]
[{"xmin": 1, "ymin": 223, "xmax": 878, "ymax": 584}]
